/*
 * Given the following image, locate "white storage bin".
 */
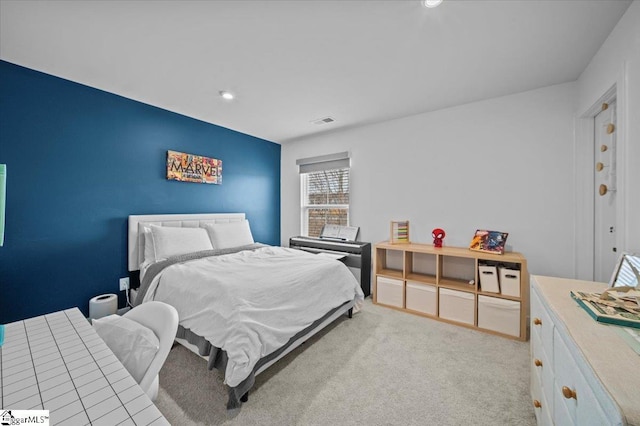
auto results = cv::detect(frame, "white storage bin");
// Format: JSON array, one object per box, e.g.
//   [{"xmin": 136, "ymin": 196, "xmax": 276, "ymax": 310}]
[
  {"xmin": 405, "ymin": 281, "xmax": 436, "ymax": 315},
  {"xmin": 376, "ymin": 276, "xmax": 404, "ymax": 308},
  {"xmin": 478, "ymin": 295, "xmax": 521, "ymax": 337},
  {"xmin": 439, "ymin": 288, "xmax": 474, "ymax": 325},
  {"xmin": 478, "ymin": 265, "xmax": 500, "ymax": 293},
  {"xmin": 499, "ymin": 268, "xmax": 521, "ymax": 297}
]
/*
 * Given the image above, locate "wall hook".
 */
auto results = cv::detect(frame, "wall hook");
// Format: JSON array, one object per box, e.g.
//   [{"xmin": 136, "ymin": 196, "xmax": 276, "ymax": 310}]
[
  {"xmin": 599, "ymin": 184, "xmax": 616, "ymax": 196},
  {"xmin": 606, "ymin": 123, "xmax": 615, "ymax": 134}
]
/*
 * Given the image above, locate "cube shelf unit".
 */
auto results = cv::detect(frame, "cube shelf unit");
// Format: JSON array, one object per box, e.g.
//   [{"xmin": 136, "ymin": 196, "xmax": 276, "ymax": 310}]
[{"xmin": 374, "ymin": 241, "xmax": 529, "ymax": 341}]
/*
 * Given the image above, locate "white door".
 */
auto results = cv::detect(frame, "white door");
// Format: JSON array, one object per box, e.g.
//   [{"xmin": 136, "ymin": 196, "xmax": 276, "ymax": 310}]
[{"xmin": 594, "ymin": 101, "xmax": 617, "ymax": 282}]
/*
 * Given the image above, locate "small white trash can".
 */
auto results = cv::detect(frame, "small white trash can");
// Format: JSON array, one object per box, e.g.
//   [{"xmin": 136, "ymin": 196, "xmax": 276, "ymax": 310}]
[{"xmin": 89, "ymin": 293, "xmax": 118, "ymax": 320}]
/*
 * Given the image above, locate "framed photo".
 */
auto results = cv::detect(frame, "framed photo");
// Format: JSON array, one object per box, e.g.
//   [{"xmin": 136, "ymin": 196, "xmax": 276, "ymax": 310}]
[
  {"xmin": 469, "ymin": 230, "xmax": 508, "ymax": 254},
  {"xmin": 609, "ymin": 252, "xmax": 640, "ymax": 288}
]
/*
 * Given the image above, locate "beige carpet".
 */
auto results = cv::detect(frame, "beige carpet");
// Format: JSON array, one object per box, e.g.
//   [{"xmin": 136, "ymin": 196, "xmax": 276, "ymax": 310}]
[{"xmin": 155, "ymin": 299, "xmax": 536, "ymax": 426}]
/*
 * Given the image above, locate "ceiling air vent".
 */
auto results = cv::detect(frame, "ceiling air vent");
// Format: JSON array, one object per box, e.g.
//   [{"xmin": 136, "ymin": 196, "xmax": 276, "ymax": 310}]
[{"xmin": 311, "ymin": 116, "xmax": 335, "ymax": 125}]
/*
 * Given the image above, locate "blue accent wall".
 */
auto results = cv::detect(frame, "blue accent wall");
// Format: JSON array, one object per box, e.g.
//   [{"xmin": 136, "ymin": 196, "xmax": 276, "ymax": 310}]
[{"xmin": 0, "ymin": 61, "xmax": 281, "ymax": 323}]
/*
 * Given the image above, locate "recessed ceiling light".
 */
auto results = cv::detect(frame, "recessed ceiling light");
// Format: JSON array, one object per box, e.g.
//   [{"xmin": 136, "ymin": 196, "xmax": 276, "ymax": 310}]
[
  {"xmin": 219, "ymin": 91, "xmax": 235, "ymax": 100},
  {"xmin": 423, "ymin": 0, "xmax": 443, "ymax": 8}
]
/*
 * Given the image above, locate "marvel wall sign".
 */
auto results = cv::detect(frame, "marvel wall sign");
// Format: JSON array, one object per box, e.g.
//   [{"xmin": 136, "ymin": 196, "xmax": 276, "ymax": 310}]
[{"xmin": 166, "ymin": 150, "xmax": 222, "ymax": 184}]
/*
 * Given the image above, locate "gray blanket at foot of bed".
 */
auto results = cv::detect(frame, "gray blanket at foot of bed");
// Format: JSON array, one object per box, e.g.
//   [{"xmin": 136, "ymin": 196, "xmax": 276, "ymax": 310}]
[{"xmin": 175, "ymin": 300, "xmax": 353, "ymax": 409}]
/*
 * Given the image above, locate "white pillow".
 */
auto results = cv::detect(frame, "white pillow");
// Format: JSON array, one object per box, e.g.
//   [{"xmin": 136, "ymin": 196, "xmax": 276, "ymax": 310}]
[
  {"xmin": 139, "ymin": 227, "xmax": 156, "ymax": 281},
  {"xmin": 92, "ymin": 314, "xmax": 160, "ymax": 383},
  {"xmin": 142, "ymin": 226, "xmax": 156, "ymax": 264},
  {"xmin": 150, "ymin": 225, "xmax": 213, "ymax": 260},
  {"xmin": 204, "ymin": 220, "xmax": 254, "ymax": 249}
]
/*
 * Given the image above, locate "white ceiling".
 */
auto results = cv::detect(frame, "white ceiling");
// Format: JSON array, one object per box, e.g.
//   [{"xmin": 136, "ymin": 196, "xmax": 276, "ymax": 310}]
[{"xmin": 0, "ymin": 0, "xmax": 632, "ymax": 144}]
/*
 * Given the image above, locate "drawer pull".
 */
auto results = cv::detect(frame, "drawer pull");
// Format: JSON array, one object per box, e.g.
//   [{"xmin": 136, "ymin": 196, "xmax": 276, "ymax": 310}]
[
  {"xmin": 534, "ymin": 358, "xmax": 543, "ymax": 367},
  {"xmin": 533, "ymin": 318, "xmax": 542, "ymax": 325},
  {"xmin": 562, "ymin": 386, "xmax": 577, "ymax": 400},
  {"xmin": 533, "ymin": 400, "xmax": 541, "ymax": 408}
]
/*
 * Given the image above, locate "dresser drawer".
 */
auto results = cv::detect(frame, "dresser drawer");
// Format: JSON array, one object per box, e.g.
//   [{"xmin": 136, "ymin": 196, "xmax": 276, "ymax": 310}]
[
  {"xmin": 553, "ymin": 328, "xmax": 609, "ymax": 426},
  {"xmin": 530, "ymin": 286, "xmax": 554, "ymax": 358},
  {"xmin": 531, "ymin": 362, "xmax": 543, "ymax": 422},
  {"xmin": 531, "ymin": 331, "xmax": 554, "ymax": 420},
  {"xmin": 531, "ymin": 334, "xmax": 543, "ymax": 389},
  {"xmin": 553, "ymin": 385, "xmax": 575, "ymax": 426},
  {"xmin": 531, "ymin": 362, "xmax": 554, "ymax": 426}
]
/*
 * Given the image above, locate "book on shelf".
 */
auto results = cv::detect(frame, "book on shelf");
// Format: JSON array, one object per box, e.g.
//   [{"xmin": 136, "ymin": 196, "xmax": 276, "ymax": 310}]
[
  {"xmin": 570, "ymin": 289, "xmax": 640, "ymax": 329},
  {"xmin": 469, "ymin": 230, "xmax": 508, "ymax": 254}
]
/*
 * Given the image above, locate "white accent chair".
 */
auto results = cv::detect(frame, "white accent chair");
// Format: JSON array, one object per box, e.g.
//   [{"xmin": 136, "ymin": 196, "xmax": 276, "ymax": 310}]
[{"xmin": 123, "ymin": 301, "xmax": 179, "ymax": 401}]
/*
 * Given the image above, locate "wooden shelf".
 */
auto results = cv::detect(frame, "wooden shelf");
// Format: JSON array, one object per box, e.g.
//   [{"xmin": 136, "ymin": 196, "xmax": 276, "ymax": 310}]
[
  {"xmin": 405, "ymin": 272, "xmax": 437, "ymax": 285},
  {"xmin": 477, "ymin": 290, "xmax": 521, "ymax": 301},
  {"xmin": 373, "ymin": 241, "xmax": 529, "ymax": 341},
  {"xmin": 438, "ymin": 279, "xmax": 475, "ymax": 292},
  {"xmin": 377, "ymin": 268, "xmax": 403, "ymax": 279}
]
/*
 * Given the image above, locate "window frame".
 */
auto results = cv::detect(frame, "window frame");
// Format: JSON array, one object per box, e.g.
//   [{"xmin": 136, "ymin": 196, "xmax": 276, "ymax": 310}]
[{"xmin": 300, "ymin": 167, "xmax": 350, "ymax": 237}]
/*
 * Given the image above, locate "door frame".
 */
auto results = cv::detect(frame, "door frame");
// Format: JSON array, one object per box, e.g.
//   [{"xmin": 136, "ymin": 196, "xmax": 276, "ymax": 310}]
[{"xmin": 574, "ymin": 74, "xmax": 628, "ymax": 280}]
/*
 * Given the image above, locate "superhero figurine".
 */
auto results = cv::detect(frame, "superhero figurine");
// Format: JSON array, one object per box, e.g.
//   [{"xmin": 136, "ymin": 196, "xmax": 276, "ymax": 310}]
[{"xmin": 432, "ymin": 228, "xmax": 445, "ymax": 248}]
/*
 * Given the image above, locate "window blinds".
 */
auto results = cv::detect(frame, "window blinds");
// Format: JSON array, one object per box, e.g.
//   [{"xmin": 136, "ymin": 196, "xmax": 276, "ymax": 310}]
[{"xmin": 296, "ymin": 151, "xmax": 350, "ymax": 174}]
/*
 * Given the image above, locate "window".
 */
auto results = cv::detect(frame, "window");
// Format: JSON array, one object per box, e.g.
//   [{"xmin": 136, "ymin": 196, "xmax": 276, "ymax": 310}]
[{"xmin": 297, "ymin": 152, "xmax": 350, "ymax": 238}]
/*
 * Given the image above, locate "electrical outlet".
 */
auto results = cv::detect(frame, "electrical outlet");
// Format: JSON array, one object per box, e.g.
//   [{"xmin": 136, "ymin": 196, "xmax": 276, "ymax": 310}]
[{"xmin": 119, "ymin": 277, "xmax": 130, "ymax": 291}]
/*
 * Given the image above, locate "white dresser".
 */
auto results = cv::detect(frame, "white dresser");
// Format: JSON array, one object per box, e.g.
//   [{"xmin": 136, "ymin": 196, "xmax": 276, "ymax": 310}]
[{"xmin": 530, "ymin": 275, "xmax": 639, "ymax": 426}]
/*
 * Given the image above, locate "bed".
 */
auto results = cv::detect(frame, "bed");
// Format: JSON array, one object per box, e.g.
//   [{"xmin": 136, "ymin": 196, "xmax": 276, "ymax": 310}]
[{"xmin": 127, "ymin": 213, "xmax": 364, "ymax": 408}]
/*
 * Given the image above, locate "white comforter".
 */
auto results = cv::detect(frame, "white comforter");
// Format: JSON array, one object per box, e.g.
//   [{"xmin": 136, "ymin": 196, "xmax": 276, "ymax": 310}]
[{"xmin": 143, "ymin": 246, "xmax": 364, "ymax": 387}]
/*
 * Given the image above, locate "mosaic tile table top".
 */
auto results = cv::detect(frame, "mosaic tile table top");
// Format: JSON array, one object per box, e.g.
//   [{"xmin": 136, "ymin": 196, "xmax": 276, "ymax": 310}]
[{"xmin": 1, "ymin": 308, "xmax": 169, "ymax": 426}]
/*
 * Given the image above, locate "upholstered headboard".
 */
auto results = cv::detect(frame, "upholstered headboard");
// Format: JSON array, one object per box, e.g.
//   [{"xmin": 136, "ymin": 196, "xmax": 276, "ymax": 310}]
[{"xmin": 127, "ymin": 213, "xmax": 246, "ymax": 271}]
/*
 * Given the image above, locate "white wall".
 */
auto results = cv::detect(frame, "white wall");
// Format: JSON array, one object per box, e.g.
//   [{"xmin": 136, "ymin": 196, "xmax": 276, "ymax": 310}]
[
  {"xmin": 282, "ymin": 82, "xmax": 577, "ymax": 278},
  {"xmin": 574, "ymin": 0, "xmax": 640, "ymax": 278}
]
